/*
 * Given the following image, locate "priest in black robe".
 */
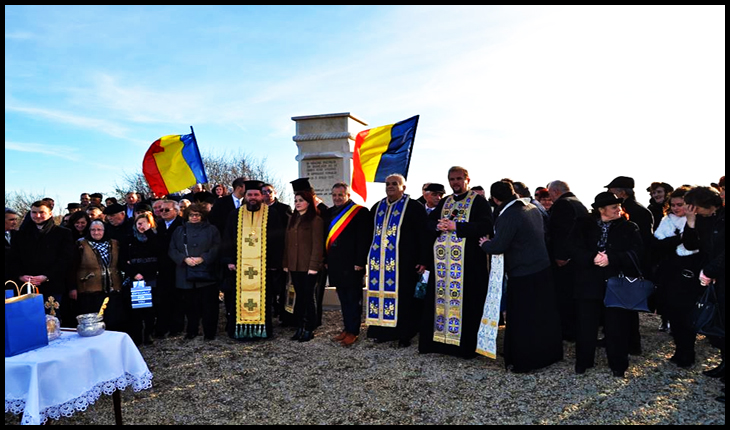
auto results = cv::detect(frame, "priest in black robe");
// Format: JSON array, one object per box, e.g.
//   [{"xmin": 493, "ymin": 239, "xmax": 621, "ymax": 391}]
[
  {"xmin": 365, "ymin": 174, "xmax": 430, "ymax": 347},
  {"xmin": 478, "ymin": 181, "xmax": 563, "ymax": 372},
  {"xmin": 418, "ymin": 166, "xmax": 493, "ymax": 359}
]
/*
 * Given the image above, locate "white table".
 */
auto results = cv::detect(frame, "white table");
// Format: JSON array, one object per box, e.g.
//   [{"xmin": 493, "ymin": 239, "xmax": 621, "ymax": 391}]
[{"xmin": 5, "ymin": 330, "xmax": 152, "ymax": 425}]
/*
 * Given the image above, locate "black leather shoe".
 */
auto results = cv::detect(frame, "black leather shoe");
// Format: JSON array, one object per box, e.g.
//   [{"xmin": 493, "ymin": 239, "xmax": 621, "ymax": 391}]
[
  {"xmin": 612, "ymin": 370, "xmax": 625, "ymax": 378},
  {"xmin": 575, "ymin": 366, "xmax": 587, "ymax": 375},
  {"xmin": 398, "ymin": 339, "xmax": 411, "ymax": 348},
  {"xmin": 703, "ymin": 361, "xmax": 725, "ymax": 378},
  {"xmin": 291, "ymin": 328, "xmax": 303, "ymax": 341},
  {"xmin": 298, "ymin": 330, "xmax": 313, "ymax": 342}
]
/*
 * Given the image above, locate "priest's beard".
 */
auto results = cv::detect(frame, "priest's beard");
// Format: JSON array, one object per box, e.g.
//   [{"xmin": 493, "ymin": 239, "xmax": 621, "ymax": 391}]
[{"xmin": 246, "ymin": 201, "xmax": 261, "ymax": 212}]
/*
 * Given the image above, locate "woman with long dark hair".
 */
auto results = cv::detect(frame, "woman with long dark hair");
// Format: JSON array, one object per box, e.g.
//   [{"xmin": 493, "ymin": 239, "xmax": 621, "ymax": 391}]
[
  {"xmin": 652, "ymin": 187, "xmax": 703, "ymax": 368},
  {"xmin": 122, "ymin": 212, "xmax": 160, "ymax": 345},
  {"xmin": 283, "ymin": 190, "xmax": 324, "ymax": 342}
]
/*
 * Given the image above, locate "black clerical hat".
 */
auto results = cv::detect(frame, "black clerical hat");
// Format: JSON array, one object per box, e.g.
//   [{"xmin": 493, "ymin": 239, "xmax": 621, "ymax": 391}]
[
  {"xmin": 291, "ymin": 178, "xmax": 313, "ymax": 192},
  {"xmin": 244, "ymin": 180, "xmax": 265, "ymax": 191}
]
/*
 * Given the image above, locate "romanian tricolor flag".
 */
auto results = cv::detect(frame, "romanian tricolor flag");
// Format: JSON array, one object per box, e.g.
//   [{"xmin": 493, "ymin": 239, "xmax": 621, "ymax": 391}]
[
  {"xmin": 351, "ymin": 115, "xmax": 419, "ymax": 201},
  {"xmin": 142, "ymin": 129, "xmax": 208, "ymax": 196}
]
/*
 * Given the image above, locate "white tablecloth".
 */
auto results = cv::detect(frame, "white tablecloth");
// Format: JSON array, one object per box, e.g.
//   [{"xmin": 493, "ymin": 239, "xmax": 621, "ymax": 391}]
[{"xmin": 5, "ymin": 330, "xmax": 152, "ymax": 425}]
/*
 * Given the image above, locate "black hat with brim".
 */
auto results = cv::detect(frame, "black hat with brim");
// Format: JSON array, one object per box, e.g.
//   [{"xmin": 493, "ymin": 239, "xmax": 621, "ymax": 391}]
[
  {"xmin": 592, "ymin": 192, "xmax": 624, "ymax": 209},
  {"xmin": 425, "ymin": 183, "xmax": 446, "ymax": 194},
  {"xmin": 604, "ymin": 176, "xmax": 635, "ymax": 189},
  {"xmin": 103, "ymin": 203, "xmax": 125, "ymax": 215}
]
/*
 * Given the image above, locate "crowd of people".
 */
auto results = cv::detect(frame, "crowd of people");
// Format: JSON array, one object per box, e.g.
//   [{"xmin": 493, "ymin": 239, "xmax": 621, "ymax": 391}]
[{"xmin": 4, "ymin": 170, "xmax": 725, "ymax": 403}]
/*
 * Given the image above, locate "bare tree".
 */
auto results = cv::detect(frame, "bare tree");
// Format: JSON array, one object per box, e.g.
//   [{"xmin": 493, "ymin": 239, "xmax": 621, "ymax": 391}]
[
  {"xmin": 114, "ymin": 150, "xmax": 289, "ymax": 202},
  {"xmin": 4, "ymin": 191, "xmax": 46, "ymax": 219}
]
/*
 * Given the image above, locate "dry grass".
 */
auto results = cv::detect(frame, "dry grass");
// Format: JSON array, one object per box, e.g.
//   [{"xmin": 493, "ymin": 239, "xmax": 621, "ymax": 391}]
[{"xmin": 6, "ymin": 308, "xmax": 725, "ymax": 425}]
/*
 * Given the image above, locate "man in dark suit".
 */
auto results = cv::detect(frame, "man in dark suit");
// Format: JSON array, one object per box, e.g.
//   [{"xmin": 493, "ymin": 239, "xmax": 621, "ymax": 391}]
[
  {"xmin": 209, "ymin": 177, "xmax": 246, "ymax": 234},
  {"xmin": 154, "ymin": 199, "xmax": 185, "ymax": 338},
  {"xmin": 547, "ymin": 180, "xmax": 589, "ymax": 342},
  {"xmin": 262, "ymin": 183, "xmax": 293, "ymax": 323},
  {"xmin": 10, "ymin": 201, "xmax": 75, "ymax": 312},
  {"xmin": 5, "ymin": 207, "xmax": 20, "ymax": 287},
  {"xmin": 326, "ymin": 183, "xmax": 371, "ymax": 346}
]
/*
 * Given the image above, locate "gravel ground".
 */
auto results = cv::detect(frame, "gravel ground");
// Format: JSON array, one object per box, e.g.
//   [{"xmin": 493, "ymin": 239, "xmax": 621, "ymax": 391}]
[{"xmin": 6, "ymin": 307, "xmax": 725, "ymax": 425}]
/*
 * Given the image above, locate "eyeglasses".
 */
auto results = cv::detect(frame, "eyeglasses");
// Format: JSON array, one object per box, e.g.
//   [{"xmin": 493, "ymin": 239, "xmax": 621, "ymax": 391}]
[
  {"xmin": 261, "ymin": 190, "xmax": 273, "ymax": 195},
  {"xmin": 161, "ymin": 208, "xmax": 174, "ymax": 213}
]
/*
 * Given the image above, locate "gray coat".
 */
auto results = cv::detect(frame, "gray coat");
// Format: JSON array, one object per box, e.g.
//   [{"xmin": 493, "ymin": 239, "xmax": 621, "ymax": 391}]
[{"xmin": 168, "ymin": 221, "xmax": 220, "ymax": 289}]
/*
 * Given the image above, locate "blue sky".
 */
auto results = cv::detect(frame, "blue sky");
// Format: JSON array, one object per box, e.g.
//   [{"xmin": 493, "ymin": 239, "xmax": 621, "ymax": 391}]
[{"xmin": 5, "ymin": 5, "xmax": 725, "ymax": 212}]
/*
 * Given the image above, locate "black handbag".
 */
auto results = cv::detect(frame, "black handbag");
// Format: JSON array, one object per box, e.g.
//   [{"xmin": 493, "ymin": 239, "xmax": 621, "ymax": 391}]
[
  {"xmin": 604, "ymin": 251, "xmax": 655, "ymax": 312},
  {"xmin": 183, "ymin": 226, "xmax": 216, "ymax": 283},
  {"xmin": 691, "ymin": 282, "xmax": 725, "ymax": 338}
]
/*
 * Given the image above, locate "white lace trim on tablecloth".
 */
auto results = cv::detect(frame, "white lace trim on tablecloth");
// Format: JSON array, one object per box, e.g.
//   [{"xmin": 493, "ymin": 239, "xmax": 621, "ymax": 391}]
[{"xmin": 5, "ymin": 370, "xmax": 153, "ymax": 425}]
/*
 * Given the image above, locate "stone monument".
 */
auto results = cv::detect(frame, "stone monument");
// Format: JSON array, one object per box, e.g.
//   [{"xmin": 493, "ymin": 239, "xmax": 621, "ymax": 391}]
[{"xmin": 291, "ymin": 112, "xmax": 368, "ymax": 207}]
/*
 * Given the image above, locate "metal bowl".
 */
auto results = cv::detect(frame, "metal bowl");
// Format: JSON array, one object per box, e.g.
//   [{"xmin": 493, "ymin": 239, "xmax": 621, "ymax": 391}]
[{"xmin": 76, "ymin": 313, "xmax": 105, "ymax": 337}]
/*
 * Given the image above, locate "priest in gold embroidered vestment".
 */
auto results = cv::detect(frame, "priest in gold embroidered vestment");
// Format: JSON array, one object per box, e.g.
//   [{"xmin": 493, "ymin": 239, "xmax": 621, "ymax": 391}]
[{"xmin": 222, "ymin": 180, "xmax": 286, "ymax": 340}]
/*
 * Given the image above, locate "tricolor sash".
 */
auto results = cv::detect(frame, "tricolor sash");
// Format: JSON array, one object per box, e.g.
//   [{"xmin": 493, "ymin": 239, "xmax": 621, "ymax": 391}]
[
  {"xmin": 327, "ymin": 201, "xmax": 364, "ymax": 251},
  {"xmin": 366, "ymin": 195, "xmax": 409, "ymax": 327},
  {"xmin": 432, "ymin": 191, "xmax": 477, "ymax": 346},
  {"xmin": 235, "ymin": 204, "xmax": 268, "ymax": 339},
  {"xmin": 475, "ymin": 197, "xmax": 527, "ymax": 358}
]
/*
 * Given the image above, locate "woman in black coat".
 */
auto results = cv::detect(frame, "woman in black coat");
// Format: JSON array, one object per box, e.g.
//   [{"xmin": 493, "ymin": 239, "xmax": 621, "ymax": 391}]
[
  {"xmin": 122, "ymin": 212, "xmax": 160, "ymax": 346},
  {"xmin": 569, "ymin": 192, "xmax": 643, "ymax": 377},
  {"xmin": 168, "ymin": 203, "xmax": 221, "ymax": 340}
]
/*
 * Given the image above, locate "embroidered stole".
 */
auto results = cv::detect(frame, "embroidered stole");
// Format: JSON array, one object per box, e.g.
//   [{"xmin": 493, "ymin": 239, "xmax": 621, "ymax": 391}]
[
  {"xmin": 234, "ymin": 204, "xmax": 268, "ymax": 338},
  {"xmin": 432, "ymin": 190, "xmax": 477, "ymax": 346},
  {"xmin": 327, "ymin": 201, "xmax": 363, "ymax": 251},
  {"xmin": 476, "ymin": 197, "xmax": 525, "ymax": 358},
  {"xmin": 366, "ymin": 195, "xmax": 409, "ymax": 327}
]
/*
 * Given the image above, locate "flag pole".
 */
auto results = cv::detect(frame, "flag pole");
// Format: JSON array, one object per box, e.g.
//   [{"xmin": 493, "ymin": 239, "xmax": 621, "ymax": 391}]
[{"xmin": 189, "ymin": 125, "xmax": 209, "ymax": 183}]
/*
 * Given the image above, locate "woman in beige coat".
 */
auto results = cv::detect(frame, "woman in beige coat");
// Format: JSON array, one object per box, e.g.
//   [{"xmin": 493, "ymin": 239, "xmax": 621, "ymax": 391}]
[{"xmin": 283, "ymin": 190, "xmax": 324, "ymax": 342}]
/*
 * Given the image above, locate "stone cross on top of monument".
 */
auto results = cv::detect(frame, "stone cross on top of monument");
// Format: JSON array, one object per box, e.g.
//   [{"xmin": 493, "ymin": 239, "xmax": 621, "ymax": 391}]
[{"xmin": 292, "ymin": 112, "xmax": 367, "ymax": 207}]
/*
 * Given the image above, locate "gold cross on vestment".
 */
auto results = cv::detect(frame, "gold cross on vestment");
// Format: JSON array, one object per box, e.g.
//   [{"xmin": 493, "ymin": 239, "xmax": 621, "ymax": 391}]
[
  {"xmin": 244, "ymin": 267, "xmax": 259, "ymax": 279},
  {"xmin": 45, "ymin": 296, "xmax": 59, "ymax": 316},
  {"xmin": 243, "ymin": 298, "xmax": 258, "ymax": 311},
  {"xmin": 245, "ymin": 232, "xmax": 258, "ymax": 247}
]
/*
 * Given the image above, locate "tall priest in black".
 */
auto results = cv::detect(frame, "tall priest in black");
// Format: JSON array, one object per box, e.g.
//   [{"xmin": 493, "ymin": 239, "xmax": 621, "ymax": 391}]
[
  {"xmin": 290, "ymin": 177, "xmax": 329, "ymax": 327},
  {"xmin": 221, "ymin": 180, "xmax": 286, "ymax": 340},
  {"xmin": 365, "ymin": 174, "xmax": 430, "ymax": 347},
  {"xmin": 326, "ymin": 182, "xmax": 372, "ymax": 346},
  {"xmin": 418, "ymin": 166, "xmax": 494, "ymax": 359}
]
